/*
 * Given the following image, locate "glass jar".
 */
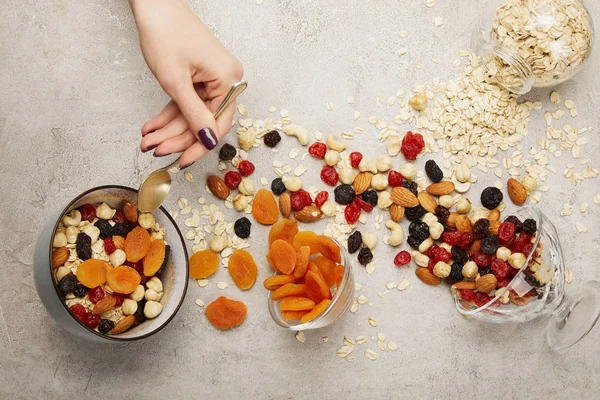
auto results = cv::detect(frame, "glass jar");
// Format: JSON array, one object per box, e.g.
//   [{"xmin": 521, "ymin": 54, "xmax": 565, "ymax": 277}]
[{"xmin": 473, "ymin": 0, "xmax": 595, "ymax": 95}]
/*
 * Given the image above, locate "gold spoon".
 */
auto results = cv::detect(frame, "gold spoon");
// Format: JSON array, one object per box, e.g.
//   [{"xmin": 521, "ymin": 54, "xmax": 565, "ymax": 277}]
[{"xmin": 138, "ymin": 81, "xmax": 248, "ymax": 212}]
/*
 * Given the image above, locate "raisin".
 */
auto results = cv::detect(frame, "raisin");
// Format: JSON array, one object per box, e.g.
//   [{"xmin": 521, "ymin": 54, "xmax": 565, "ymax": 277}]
[
  {"xmin": 134, "ymin": 300, "xmax": 147, "ymax": 324},
  {"xmin": 344, "ymin": 203, "xmax": 361, "ymax": 224},
  {"xmin": 522, "ymin": 218, "xmax": 537, "ymax": 234},
  {"xmin": 237, "ymin": 160, "xmax": 255, "ymax": 176},
  {"xmin": 481, "ymin": 187, "xmax": 503, "ymax": 210},
  {"xmin": 504, "ymin": 216, "xmax": 523, "ymax": 233},
  {"xmin": 113, "ymin": 223, "xmax": 134, "ymax": 237},
  {"xmin": 405, "ymin": 205, "xmax": 426, "ymax": 222},
  {"xmin": 76, "ymin": 232, "xmax": 93, "ymax": 261},
  {"xmin": 361, "ymin": 190, "xmax": 378, "ymax": 207},
  {"xmin": 394, "ymin": 251, "xmax": 411, "ymax": 267},
  {"xmin": 349, "ymin": 152, "xmax": 363, "ymax": 168},
  {"xmin": 73, "ymin": 283, "xmax": 89, "ymax": 298},
  {"xmin": 400, "ymin": 131, "xmax": 425, "ymax": 161},
  {"xmin": 425, "ymin": 160, "xmax": 443, "ymax": 183},
  {"xmin": 94, "ymin": 220, "xmax": 114, "ymax": 239},
  {"xmin": 409, "ymin": 221, "xmax": 430, "ymax": 241},
  {"xmin": 433, "ymin": 205, "xmax": 449, "ymax": 224},
  {"xmin": 334, "ymin": 184, "xmax": 356, "ymax": 205},
  {"xmin": 407, "ymin": 235, "xmax": 424, "ymax": 249},
  {"xmin": 451, "ymin": 246, "xmax": 468, "ymax": 264},
  {"xmin": 320, "ymin": 165, "xmax": 339, "ymax": 186},
  {"xmin": 481, "ymin": 235, "xmax": 499, "ymax": 255},
  {"xmin": 347, "ymin": 231, "xmax": 362, "ymax": 254},
  {"xmin": 308, "ymin": 142, "xmax": 327, "ymax": 159},
  {"xmin": 357, "ymin": 247, "xmax": 373, "ymax": 266},
  {"xmin": 388, "ymin": 170, "xmax": 403, "ymax": 187},
  {"xmin": 58, "ymin": 274, "xmax": 77, "ymax": 295},
  {"xmin": 263, "ymin": 130, "xmax": 281, "ymax": 147},
  {"xmin": 290, "ymin": 190, "xmax": 312, "ymax": 210},
  {"xmin": 234, "ymin": 217, "xmax": 252, "ymax": 239},
  {"xmin": 98, "ymin": 319, "xmax": 114, "ymax": 334},
  {"xmin": 218, "ymin": 143, "xmax": 237, "ymax": 161},
  {"xmin": 401, "ymin": 180, "xmax": 418, "ymax": 196},
  {"xmin": 449, "ymin": 262, "xmax": 464, "ymax": 282},
  {"xmin": 271, "ymin": 178, "xmax": 286, "ymax": 195},
  {"xmin": 78, "ymin": 204, "xmax": 97, "ymax": 223},
  {"xmin": 472, "ymin": 219, "xmax": 490, "ymax": 239},
  {"xmin": 314, "ymin": 191, "xmax": 329, "ymax": 208},
  {"xmin": 224, "ymin": 171, "xmax": 242, "ymax": 189},
  {"xmin": 498, "ymin": 221, "xmax": 516, "ymax": 242},
  {"xmin": 479, "ymin": 267, "xmax": 493, "ymax": 276}
]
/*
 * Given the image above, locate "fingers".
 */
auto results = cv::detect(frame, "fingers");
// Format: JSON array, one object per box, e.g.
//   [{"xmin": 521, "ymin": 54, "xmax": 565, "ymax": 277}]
[
  {"xmin": 141, "ymin": 100, "xmax": 179, "ymax": 136},
  {"xmin": 140, "ymin": 114, "xmax": 188, "ymax": 152},
  {"xmin": 153, "ymin": 130, "xmax": 196, "ymax": 156},
  {"xmin": 179, "ymin": 141, "xmax": 210, "ymax": 169}
]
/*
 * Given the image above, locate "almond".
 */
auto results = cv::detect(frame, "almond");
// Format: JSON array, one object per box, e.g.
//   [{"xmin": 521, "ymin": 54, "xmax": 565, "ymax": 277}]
[
  {"xmin": 447, "ymin": 212, "xmax": 458, "ymax": 229},
  {"xmin": 113, "ymin": 235, "xmax": 125, "ymax": 250},
  {"xmin": 467, "ymin": 240, "xmax": 481, "ymax": 256},
  {"xmin": 52, "ymin": 247, "xmax": 69, "ymax": 268},
  {"xmin": 123, "ymin": 202, "xmax": 138, "ymax": 223},
  {"xmin": 415, "ymin": 267, "xmax": 442, "ymax": 286},
  {"xmin": 111, "ymin": 315, "xmax": 135, "ymax": 335},
  {"xmin": 353, "ymin": 172, "xmax": 372, "ymax": 195},
  {"xmin": 455, "ymin": 215, "xmax": 473, "ymax": 232},
  {"xmin": 207, "ymin": 175, "xmax": 230, "ymax": 200},
  {"xmin": 487, "ymin": 209, "xmax": 501, "ymax": 221},
  {"xmin": 452, "ymin": 281, "xmax": 476, "ymax": 290},
  {"xmin": 489, "ymin": 220, "xmax": 500, "ymax": 235},
  {"xmin": 92, "ymin": 294, "xmax": 117, "ymax": 315},
  {"xmin": 390, "ymin": 204, "xmax": 405, "ymax": 222},
  {"xmin": 279, "ymin": 193, "xmax": 291, "ymax": 218},
  {"xmin": 294, "ymin": 205, "xmax": 323, "ymax": 223},
  {"xmin": 475, "ymin": 274, "xmax": 498, "ymax": 294},
  {"xmin": 426, "ymin": 181, "xmax": 455, "ymax": 196},
  {"xmin": 418, "ymin": 192, "xmax": 437, "ymax": 213},
  {"xmin": 507, "ymin": 178, "xmax": 527, "ymax": 206},
  {"xmin": 390, "ymin": 187, "xmax": 419, "ymax": 207}
]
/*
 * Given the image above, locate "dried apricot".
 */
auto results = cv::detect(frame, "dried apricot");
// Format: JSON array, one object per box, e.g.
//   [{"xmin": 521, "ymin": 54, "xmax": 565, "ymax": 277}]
[
  {"xmin": 313, "ymin": 256, "xmax": 337, "ymax": 287},
  {"xmin": 228, "ymin": 249, "xmax": 257, "ymax": 290},
  {"xmin": 264, "ymin": 275, "xmax": 296, "ymax": 290},
  {"xmin": 143, "ymin": 239, "xmax": 166, "ymax": 277},
  {"xmin": 265, "ymin": 252, "xmax": 274, "ymax": 268},
  {"xmin": 279, "ymin": 296, "xmax": 316, "ymax": 311},
  {"xmin": 252, "ymin": 189, "xmax": 279, "ymax": 225},
  {"xmin": 106, "ymin": 266, "xmax": 141, "ymax": 294},
  {"xmin": 293, "ymin": 246, "xmax": 310, "ymax": 279},
  {"xmin": 124, "ymin": 226, "xmax": 151, "ymax": 262},
  {"xmin": 282, "ymin": 310, "xmax": 308, "ymax": 321},
  {"xmin": 205, "ymin": 296, "xmax": 247, "ymax": 330},
  {"xmin": 315, "ymin": 235, "xmax": 341, "ymax": 263},
  {"xmin": 292, "ymin": 231, "xmax": 319, "ymax": 254},
  {"xmin": 76, "ymin": 259, "xmax": 109, "ymax": 288},
  {"xmin": 333, "ymin": 265, "xmax": 345, "ymax": 288},
  {"xmin": 189, "ymin": 250, "xmax": 219, "ymax": 279},
  {"xmin": 270, "ymin": 239, "xmax": 297, "ymax": 275},
  {"xmin": 301, "ymin": 299, "xmax": 331, "ymax": 323},
  {"xmin": 304, "ymin": 270, "xmax": 331, "ymax": 303},
  {"xmin": 271, "ymin": 283, "xmax": 307, "ymax": 301},
  {"xmin": 268, "ymin": 219, "xmax": 298, "ymax": 245}
]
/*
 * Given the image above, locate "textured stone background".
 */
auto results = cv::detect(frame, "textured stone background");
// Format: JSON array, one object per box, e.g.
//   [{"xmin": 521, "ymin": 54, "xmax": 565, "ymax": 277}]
[{"xmin": 1, "ymin": 0, "xmax": 599, "ymax": 398}]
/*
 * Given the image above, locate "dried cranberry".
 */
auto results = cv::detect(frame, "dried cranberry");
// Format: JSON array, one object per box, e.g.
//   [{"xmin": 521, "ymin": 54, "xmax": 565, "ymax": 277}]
[
  {"xmin": 504, "ymin": 216, "xmax": 523, "ymax": 233},
  {"xmin": 69, "ymin": 304, "xmax": 87, "ymax": 321},
  {"xmin": 84, "ymin": 312, "xmax": 101, "ymax": 329},
  {"xmin": 344, "ymin": 203, "xmax": 361, "ymax": 224},
  {"xmin": 394, "ymin": 251, "xmax": 411, "ymax": 267},
  {"xmin": 349, "ymin": 152, "xmax": 363, "ymax": 168},
  {"xmin": 498, "ymin": 221, "xmax": 516, "ymax": 242},
  {"xmin": 472, "ymin": 219, "xmax": 490, "ymax": 240},
  {"xmin": 473, "ymin": 252, "xmax": 493, "ymax": 267},
  {"xmin": 442, "ymin": 231, "xmax": 462, "ymax": 246},
  {"xmin": 522, "ymin": 243, "xmax": 534, "ymax": 257},
  {"xmin": 78, "ymin": 204, "xmax": 96, "ymax": 222},
  {"xmin": 237, "ymin": 160, "xmax": 255, "ymax": 176},
  {"xmin": 224, "ymin": 171, "xmax": 242, "ymax": 189},
  {"xmin": 113, "ymin": 293, "xmax": 126, "ymax": 307},
  {"xmin": 103, "ymin": 237, "xmax": 116, "ymax": 254},
  {"xmin": 459, "ymin": 232, "xmax": 474, "ymax": 249},
  {"xmin": 400, "ymin": 131, "xmax": 425, "ymax": 161},
  {"xmin": 320, "ymin": 165, "xmax": 339, "ymax": 186},
  {"xmin": 491, "ymin": 258, "xmax": 510, "ymax": 280},
  {"xmin": 314, "ymin": 191, "xmax": 329, "ymax": 208},
  {"xmin": 88, "ymin": 286, "xmax": 105, "ymax": 304},
  {"xmin": 426, "ymin": 244, "xmax": 439, "ymax": 259},
  {"xmin": 512, "ymin": 233, "xmax": 532, "ymax": 253},
  {"xmin": 290, "ymin": 190, "xmax": 312, "ymax": 210},
  {"xmin": 125, "ymin": 260, "xmax": 144, "ymax": 275},
  {"xmin": 474, "ymin": 292, "xmax": 492, "ymax": 307},
  {"xmin": 460, "ymin": 289, "xmax": 476, "ymax": 302},
  {"xmin": 427, "ymin": 258, "xmax": 436, "ymax": 273},
  {"xmin": 308, "ymin": 142, "xmax": 327, "ymax": 159},
  {"xmin": 433, "ymin": 247, "xmax": 452, "ymax": 263},
  {"xmin": 497, "ymin": 278, "xmax": 512, "ymax": 288},
  {"xmin": 112, "ymin": 211, "xmax": 127, "ymax": 224},
  {"xmin": 353, "ymin": 196, "xmax": 373, "ymax": 213},
  {"xmin": 388, "ymin": 170, "xmax": 403, "ymax": 187}
]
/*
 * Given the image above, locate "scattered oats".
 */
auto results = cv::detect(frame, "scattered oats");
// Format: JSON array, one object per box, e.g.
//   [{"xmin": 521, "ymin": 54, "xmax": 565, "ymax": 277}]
[
  {"xmin": 366, "ymin": 262, "xmax": 375, "ymax": 274},
  {"xmin": 364, "ymin": 349, "xmax": 377, "ymax": 360},
  {"xmin": 237, "ymin": 104, "xmax": 248, "ymax": 116},
  {"xmin": 564, "ymin": 100, "xmax": 575, "ymax": 109},
  {"xmin": 377, "ymin": 340, "xmax": 387, "ymax": 351},
  {"xmin": 494, "ymin": 168, "xmax": 503, "ymax": 178},
  {"xmin": 594, "ymin": 193, "xmax": 600, "ymax": 204},
  {"xmin": 216, "ymin": 281, "xmax": 228, "ymax": 290},
  {"xmin": 397, "ymin": 280, "xmax": 411, "ymax": 291},
  {"xmin": 377, "ymin": 332, "xmax": 385, "ymax": 342},
  {"xmin": 357, "ymin": 295, "xmax": 369, "ymax": 304},
  {"xmin": 178, "ymin": 197, "xmax": 189, "ymax": 209},
  {"xmin": 347, "ymin": 96, "xmax": 355, "ymax": 104},
  {"xmin": 397, "ymin": 48, "xmax": 407, "ymax": 56},
  {"xmin": 197, "ymin": 197, "xmax": 206, "ymax": 204},
  {"xmin": 295, "ymin": 331, "xmax": 306, "ymax": 343},
  {"xmin": 168, "ymin": 166, "xmax": 179, "ymax": 174},
  {"xmin": 431, "ymin": 57, "xmax": 440, "ymax": 64},
  {"xmin": 434, "ymin": 17, "xmax": 443, "ymax": 26},
  {"xmin": 256, "ymin": 0, "xmax": 263, "ymax": 4},
  {"xmin": 425, "ymin": 0, "xmax": 436, "ymax": 7},
  {"xmin": 356, "ymin": 336, "xmax": 367, "ymax": 345},
  {"xmin": 576, "ymin": 222, "xmax": 587, "ymax": 233},
  {"xmin": 280, "ymin": 108, "xmax": 289, "ymax": 118},
  {"xmin": 560, "ymin": 203, "xmax": 574, "ymax": 216},
  {"xmin": 326, "ymin": 102, "xmax": 333, "ymax": 111},
  {"xmin": 368, "ymin": 317, "xmax": 378, "ymax": 327},
  {"xmin": 343, "ymin": 336, "xmax": 354, "ymax": 346},
  {"xmin": 322, "ymin": 336, "xmax": 329, "ymax": 342},
  {"xmin": 184, "ymin": 171, "xmax": 194, "ymax": 183},
  {"xmin": 355, "ymin": 283, "xmax": 362, "ymax": 291},
  {"xmin": 181, "ymin": 206, "xmax": 192, "ymax": 215},
  {"xmin": 566, "ymin": 269, "xmax": 573, "ymax": 284},
  {"xmin": 550, "ymin": 91, "xmax": 560, "ymax": 104},
  {"xmin": 194, "ymin": 299, "xmax": 204, "ymax": 307},
  {"xmin": 346, "ymin": 356, "xmax": 355, "ymax": 362},
  {"xmin": 388, "ymin": 341, "xmax": 398, "ymax": 351},
  {"xmin": 294, "ymin": 164, "xmax": 307, "ymax": 176},
  {"xmin": 580, "ymin": 202, "xmax": 589, "ymax": 213},
  {"xmin": 260, "ymin": 177, "xmax": 268, "ymax": 186},
  {"xmin": 385, "ymin": 282, "xmax": 397, "ymax": 290},
  {"xmin": 350, "ymin": 302, "xmax": 359, "ymax": 313},
  {"xmin": 353, "ymin": 111, "xmax": 361, "ymax": 120},
  {"xmin": 452, "ymin": 58, "xmax": 462, "ymax": 67},
  {"xmin": 416, "ymin": 61, "xmax": 424, "ymax": 69},
  {"xmin": 398, "ymin": 30, "xmax": 409, "ymax": 37},
  {"xmin": 315, "ymin": 130, "xmax": 323, "ymax": 140},
  {"xmin": 269, "ymin": 106, "xmax": 277, "ymax": 112},
  {"xmin": 337, "ymin": 345, "xmax": 353, "ymax": 357},
  {"xmin": 196, "ymin": 279, "xmax": 209, "ymax": 287}
]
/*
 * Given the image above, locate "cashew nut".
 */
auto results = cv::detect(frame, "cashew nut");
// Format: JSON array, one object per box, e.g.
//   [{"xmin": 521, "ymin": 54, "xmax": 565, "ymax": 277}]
[
  {"xmin": 326, "ymin": 133, "xmax": 347, "ymax": 152},
  {"xmin": 429, "ymin": 222, "xmax": 444, "ymax": 240},
  {"xmin": 411, "ymin": 251, "xmax": 430, "ymax": 267},
  {"xmin": 451, "ymin": 176, "xmax": 471, "ymax": 193},
  {"xmin": 385, "ymin": 220, "xmax": 404, "ymax": 246},
  {"xmin": 421, "ymin": 213, "xmax": 438, "ymax": 227},
  {"xmin": 62, "ymin": 210, "xmax": 82, "ymax": 227},
  {"xmin": 83, "ymin": 225, "xmax": 100, "ymax": 244},
  {"xmin": 359, "ymin": 157, "xmax": 378, "ymax": 174},
  {"xmin": 283, "ymin": 124, "xmax": 309, "ymax": 146},
  {"xmin": 65, "ymin": 226, "xmax": 79, "ymax": 244},
  {"xmin": 418, "ymin": 237, "xmax": 434, "ymax": 253}
]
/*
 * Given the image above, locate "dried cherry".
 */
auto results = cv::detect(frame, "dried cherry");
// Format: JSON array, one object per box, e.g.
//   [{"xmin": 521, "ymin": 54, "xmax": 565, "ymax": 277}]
[
  {"xmin": 290, "ymin": 190, "xmax": 312, "ymax": 210},
  {"xmin": 78, "ymin": 204, "xmax": 96, "ymax": 223},
  {"xmin": 349, "ymin": 152, "xmax": 363, "ymax": 168},
  {"xmin": 400, "ymin": 131, "xmax": 425, "ymax": 161},
  {"xmin": 314, "ymin": 191, "xmax": 329, "ymax": 208},
  {"xmin": 69, "ymin": 304, "xmax": 87, "ymax": 321},
  {"xmin": 344, "ymin": 203, "xmax": 361, "ymax": 224},
  {"xmin": 474, "ymin": 292, "xmax": 492, "ymax": 307},
  {"xmin": 433, "ymin": 247, "xmax": 452, "ymax": 263},
  {"xmin": 394, "ymin": 251, "xmax": 411, "ymax": 267},
  {"xmin": 388, "ymin": 170, "xmax": 403, "ymax": 187},
  {"xmin": 103, "ymin": 237, "xmax": 116, "ymax": 254},
  {"xmin": 224, "ymin": 171, "xmax": 242, "ymax": 189},
  {"xmin": 308, "ymin": 142, "xmax": 327, "ymax": 159},
  {"xmin": 491, "ymin": 258, "xmax": 509, "ymax": 280},
  {"xmin": 460, "ymin": 289, "xmax": 476, "ymax": 302},
  {"xmin": 442, "ymin": 231, "xmax": 462, "ymax": 246},
  {"xmin": 498, "ymin": 221, "xmax": 516, "ymax": 242},
  {"xmin": 84, "ymin": 312, "xmax": 101, "ymax": 329},
  {"xmin": 112, "ymin": 211, "xmax": 127, "ymax": 224},
  {"xmin": 88, "ymin": 286, "xmax": 105, "ymax": 304},
  {"xmin": 237, "ymin": 160, "xmax": 255, "ymax": 176},
  {"xmin": 353, "ymin": 196, "xmax": 373, "ymax": 213},
  {"xmin": 473, "ymin": 251, "xmax": 493, "ymax": 267},
  {"xmin": 504, "ymin": 216, "xmax": 523, "ymax": 233},
  {"xmin": 320, "ymin": 165, "xmax": 339, "ymax": 186}
]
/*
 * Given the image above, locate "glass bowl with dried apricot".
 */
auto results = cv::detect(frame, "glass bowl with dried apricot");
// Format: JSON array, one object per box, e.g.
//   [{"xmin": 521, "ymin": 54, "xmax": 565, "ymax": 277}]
[
  {"xmin": 264, "ymin": 221, "xmax": 355, "ymax": 330},
  {"xmin": 34, "ymin": 185, "xmax": 189, "ymax": 342}
]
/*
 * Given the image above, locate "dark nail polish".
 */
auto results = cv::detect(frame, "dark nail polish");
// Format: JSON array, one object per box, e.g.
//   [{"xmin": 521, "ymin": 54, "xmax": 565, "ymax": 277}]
[
  {"xmin": 153, "ymin": 151, "xmax": 171, "ymax": 157},
  {"xmin": 142, "ymin": 144, "xmax": 157, "ymax": 153},
  {"xmin": 197, "ymin": 127, "xmax": 218, "ymax": 150},
  {"xmin": 142, "ymin": 129, "xmax": 155, "ymax": 137},
  {"xmin": 181, "ymin": 162, "xmax": 194, "ymax": 170}
]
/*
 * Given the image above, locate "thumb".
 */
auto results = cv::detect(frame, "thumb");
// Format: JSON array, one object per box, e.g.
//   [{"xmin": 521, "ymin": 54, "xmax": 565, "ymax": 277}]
[{"xmin": 169, "ymin": 78, "xmax": 220, "ymax": 151}]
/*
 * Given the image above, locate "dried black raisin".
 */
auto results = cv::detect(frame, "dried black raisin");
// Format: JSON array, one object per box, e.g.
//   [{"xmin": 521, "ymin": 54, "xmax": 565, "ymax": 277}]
[
  {"xmin": 73, "ymin": 283, "xmax": 89, "ymax": 298},
  {"xmin": 522, "ymin": 218, "xmax": 537, "ymax": 235},
  {"xmin": 76, "ymin": 232, "xmax": 92, "ymax": 261},
  {"xmin": 435, "ymin": 205, "xmax": 450, "ymax": 224},
  {"xmin": 449, "ymin": 262, "xmax": 464, "ymax": 282},
  {"xmin": 94, "ymin": 220, "xmax": 114, "ymax": 239},
  {"xmin": 407, "ymin": 235, "xmax": 424, "ymax": 249},
  {"xmin": 347, "ymin": 231, "xmax": 362, "ymax": 254},
  {"xmin": 409, "ymin": 221, "xmax": 430, "ymax": 241},
  {"xmin": 357, "ymin": 247, "xmax": 373, "ymax": 266},
  {"xmin": 134, "ymin": 300, "xmax": 147, "ymax": 324},
  {"xmin": 271, "ymin": 178, "xmax": 286, "ymax": 195},
  {"xmin": 113, "ymin": 223, "xmax": 134, "ymax": 237},
  {"xmin": 481, "ymin": 235, "xmax": 499, "ymax": 255},
  {"xmin": 263, "ymin": 130, "xmax": 281, "ymax": 148},
  {"xmin": 159, "ymin": 245, "xmax": 170, "ymax": 272},
  {"xmin": 334, "ymin": 184, "xmax": 356, "ymax": 205},
  {"xmin": 481, "ymin": 187, "xmax": 503, "ymax": 210},
  {"xmin": 504, "ymin": 215, "xmax": 523, "ymax": 233},
  {"xmin": 218, "ymin": 143, "xmax": 237, "ymax": 161},
  {"xmin": 472, "ymin": 219, "xmax": 490, "ymax": 240},
  {"xmin": 405, "ymin": 205, "xmax": 426, "ymax": 222},
  {"xmin": 479, "ymin": 267, "xmax": 493, "ymax": 276},
  {"xmin": 234, "ymin": 217, "xmax": 252, "ymax": 239},
  {"xmin": 451, "ymin": 246, "xmax": 468, "ymax": 264},
  {"xmin": 361, "ymin": 190, "xmax": 378, "ymax": 207},
  {"xmin": 425, "ymin": 160, "xmax": 443, "ymax": 183},
  {"xmin": 98, "ymin": 319, "xmax": 114, "ymax": 334},
  {"xmin": 401, "ymin": 180, "xmax": 418, "ymax": 197},
  {"xmin": 58, "ymin": 274, "xmax": 77, "ymax": 295}
]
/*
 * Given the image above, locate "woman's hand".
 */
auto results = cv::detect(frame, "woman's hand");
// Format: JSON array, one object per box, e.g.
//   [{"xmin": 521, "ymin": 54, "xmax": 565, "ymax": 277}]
[{"xmin": 130, "ymin": 0, "xmax": 243, "ymax": 168}]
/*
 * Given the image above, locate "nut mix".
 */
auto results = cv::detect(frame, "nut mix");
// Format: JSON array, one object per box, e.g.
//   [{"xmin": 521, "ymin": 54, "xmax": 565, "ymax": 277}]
[{"xmin": 53, "ymin": 202, "xmax": 168, "ymax": 335}]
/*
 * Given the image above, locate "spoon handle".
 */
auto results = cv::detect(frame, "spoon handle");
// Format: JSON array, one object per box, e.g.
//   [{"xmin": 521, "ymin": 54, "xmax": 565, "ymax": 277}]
[{"xmin": 164, "ymin": 81, "xmax": 248, "ymax": 170}]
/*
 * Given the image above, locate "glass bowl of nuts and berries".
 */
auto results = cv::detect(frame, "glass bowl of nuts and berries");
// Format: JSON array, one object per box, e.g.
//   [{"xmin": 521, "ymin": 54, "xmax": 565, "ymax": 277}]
[
  {"xmin": 452, "ymin": 206, "xmax": 600, "ymax": 350},
  {"xmin": 33, "ymin": 185, "xmax": 189, "ymax": 342}
]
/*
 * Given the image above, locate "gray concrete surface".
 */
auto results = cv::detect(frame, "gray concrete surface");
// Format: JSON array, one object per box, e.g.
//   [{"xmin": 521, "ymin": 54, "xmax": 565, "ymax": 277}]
[{"xmin": 1, "ymin": 0, "xmax": 600, "ymax": 398}]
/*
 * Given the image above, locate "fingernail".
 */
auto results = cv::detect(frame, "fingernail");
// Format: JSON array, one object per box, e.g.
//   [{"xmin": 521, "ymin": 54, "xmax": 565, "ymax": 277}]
[
  {"xmin": 142, "ymin": 144, "xmax": 157, "ymax": 153},
  {"xmin": 142, "ymin": 129, "xmax": 156, "ymax": 137},
  {"xmin": 196, "ymin": 127, "xmax": 218, "ymax": 150},
  {"xmin": 153, "ymin": 151, "xmax": 171, "ymax": 157},
  {"xmin": 181, "ymin": 162, "xmax": 194, "ymax": 170}
]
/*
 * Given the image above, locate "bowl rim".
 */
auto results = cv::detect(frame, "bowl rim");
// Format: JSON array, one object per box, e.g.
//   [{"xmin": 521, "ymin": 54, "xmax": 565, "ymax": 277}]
[{"xmin": 49, "ymin": 184, "xmax": 189, "ymax": 342}]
